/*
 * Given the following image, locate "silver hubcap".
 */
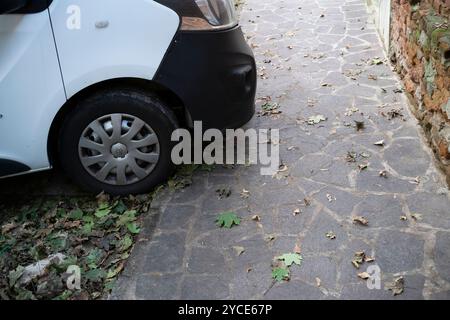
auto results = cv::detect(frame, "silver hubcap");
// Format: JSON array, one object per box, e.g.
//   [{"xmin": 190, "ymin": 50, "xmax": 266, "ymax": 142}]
[{"xmin": 78, "ymin": 113, "xmax": 160, "ymax": 186}]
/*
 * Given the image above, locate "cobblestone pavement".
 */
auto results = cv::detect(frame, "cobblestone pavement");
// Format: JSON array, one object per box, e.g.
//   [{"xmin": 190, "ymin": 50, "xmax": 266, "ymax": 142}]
[{"xmin": 111, "ymin": 0, "xmax": 450, "ymax": 300}]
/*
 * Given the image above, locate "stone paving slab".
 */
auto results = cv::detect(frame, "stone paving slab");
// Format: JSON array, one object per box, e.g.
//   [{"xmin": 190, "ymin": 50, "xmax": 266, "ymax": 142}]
[{"xmin": 110, "ymin": 0, "xmax": 450, "ymax": 300}]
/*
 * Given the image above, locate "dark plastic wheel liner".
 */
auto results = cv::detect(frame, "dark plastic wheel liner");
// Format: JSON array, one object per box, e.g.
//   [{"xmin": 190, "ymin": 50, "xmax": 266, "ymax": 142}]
[{"xmin": 0, "ymin": 159, "xmax": 30, "ymax": 177}]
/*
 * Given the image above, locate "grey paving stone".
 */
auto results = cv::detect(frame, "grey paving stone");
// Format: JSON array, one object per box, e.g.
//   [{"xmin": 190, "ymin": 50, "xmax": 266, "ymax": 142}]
[
  {"xmin": 135, "ymin": 274, "xmax": 182, "ymax": 300},
  {"xmin": 406, "ymin": 193, "xmax": 450, "ymax": 229},
  {"xmin": 341, "ymin": 274, "xmax": 425, "ymax": 300},
  {"xmin": 375, "ymin": 231, "xmax": 424, "ymax": 274},
  {"xmin": 187, "ymin": 247, "xmax": 228, "ymax": 275},
  {"xmin": 430, "ymin": 290, "xmax": 450, "ymax": 300},
  {"xmin": 264, "ymin": 280, "xmax": 326, "ymax": 300},
  {"xmin": 355, "ymin": 169, "xmax": 417, "ymax": 193},
  {"xmin": 384, "ymin": 140, "xmax": 430, "ymax": 178},
  {"xmin": 291, "ymin": 255, "xmax": 338, "ymax": 290},
  {"xmin": 337, "ymin": 238, "xmax": 375, "ymax": 286},
  {"xmin": 180, "ymin": 275, "xmax": 230, "ymax": 300},
  {"xmin": 142, "ymin": 232, "xmax": 187, "ymax": 273},
  {"xmin": 159, "ymin": 205, "xmax": 196, "ymax": 230},
  {"xmin": 230, "ymin": 261, "xmax": 274, "ymax": 299},
  {"xmin": 302, "ymin": 211, "xmax": 349, "ymax": 253},
  {"xmin": 434, "ymin": 232, "xmax": 450, "ymax": 282},
  {"xmin": 353, "ymin": 194, "xmax": 406, "ymax": 228}
]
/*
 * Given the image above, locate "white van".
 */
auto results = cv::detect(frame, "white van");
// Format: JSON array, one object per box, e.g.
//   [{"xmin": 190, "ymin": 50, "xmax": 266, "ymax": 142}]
[{"xmin": 0, "ymin": 0, "xmax": 256, "ymax": 195}]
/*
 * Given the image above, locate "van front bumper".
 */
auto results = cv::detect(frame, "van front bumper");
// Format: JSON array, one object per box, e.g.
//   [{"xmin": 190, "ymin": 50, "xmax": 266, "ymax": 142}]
[{"xmin": 154, "ymin": 26, "xmax": 256, "ymax": 130}]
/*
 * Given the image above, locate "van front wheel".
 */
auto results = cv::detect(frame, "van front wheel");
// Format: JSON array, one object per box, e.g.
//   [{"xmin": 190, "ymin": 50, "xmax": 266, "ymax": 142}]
[{"xmin": 59, "ymin": 89, "xmax": 178, "ymax": 196}]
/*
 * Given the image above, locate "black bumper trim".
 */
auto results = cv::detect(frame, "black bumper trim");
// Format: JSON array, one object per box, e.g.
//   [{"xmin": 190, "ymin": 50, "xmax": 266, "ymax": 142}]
[
  {"xmin": 0, "ymin": 159, "xmax": 30, "ymax": 177},
  {"xmin": 154, "ymin": 26, "xmax": 257, "ymax": 130}
]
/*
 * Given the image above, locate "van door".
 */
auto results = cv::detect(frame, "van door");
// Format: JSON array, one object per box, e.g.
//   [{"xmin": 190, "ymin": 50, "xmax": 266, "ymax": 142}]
[
  {"xmin": 0, "ymin": 3, "xmax": 66, "ymax": 174},
  {"xmin": 48, "ymin": 0, "xmax": 180, "ymax": 98}
]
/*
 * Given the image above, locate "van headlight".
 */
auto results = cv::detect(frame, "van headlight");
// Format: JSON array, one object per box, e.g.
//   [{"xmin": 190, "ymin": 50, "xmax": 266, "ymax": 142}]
[{"xmin": 181, "ymin": 0, "xmax": 238, "ymax": 31}]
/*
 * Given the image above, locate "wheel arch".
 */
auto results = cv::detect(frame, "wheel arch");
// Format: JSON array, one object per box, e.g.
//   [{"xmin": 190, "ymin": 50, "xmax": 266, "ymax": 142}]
[{"xmin": 47, "ymin": 77, "xmax": 188, "ymax": 167}]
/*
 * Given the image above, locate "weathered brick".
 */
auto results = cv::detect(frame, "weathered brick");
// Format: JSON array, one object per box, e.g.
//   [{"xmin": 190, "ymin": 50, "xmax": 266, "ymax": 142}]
[{"xmin": 391, "ymin": 0, "xmax": 450, "ymax": 168}]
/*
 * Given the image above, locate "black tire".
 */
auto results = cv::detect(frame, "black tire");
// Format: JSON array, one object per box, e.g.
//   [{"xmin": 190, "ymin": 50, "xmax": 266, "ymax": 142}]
[{"xmin": 59, "ymin": 88, "xmax": 178, "ymax": 196}]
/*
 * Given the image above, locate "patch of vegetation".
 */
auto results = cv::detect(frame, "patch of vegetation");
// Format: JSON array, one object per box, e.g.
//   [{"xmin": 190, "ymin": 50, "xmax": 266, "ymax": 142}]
[
  {"xmin": 0, "ymin": 194, "xmax": 152, "ymax": 300},
  {"xmin": 0, "ymin": 164, "xmax": 212, "ymax": 300}
]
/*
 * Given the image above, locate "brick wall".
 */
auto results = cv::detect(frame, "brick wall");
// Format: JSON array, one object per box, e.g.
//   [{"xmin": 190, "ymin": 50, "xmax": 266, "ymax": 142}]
[{"xmin": 390, "ymin": 0, "xmax": 450, "ymax": 179}]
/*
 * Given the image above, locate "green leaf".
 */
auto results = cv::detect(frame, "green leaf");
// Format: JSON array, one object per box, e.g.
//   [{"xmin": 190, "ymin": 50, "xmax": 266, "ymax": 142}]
[
  {"xmin": 216, "ymin": 212, "xmax": 241, "ymax": 229},
  {"xmin": 8, "ymin": 265, "xmax": 25, "ymax": 287},
  {"xmin": 94, "ymin": 204, "xmax": 111, "ymax": 218},
  {"xmin": 117, "ymin": 210, "xmax": 137, "ymax": 227},
  {"xmin": 86, "ymin": 248, "xmax": 103, "ymax": 269},
  {"xmin": 126, "ymin": 222, "xmax": 141, "ymax": 234},
  {"xmin": 113, "ymin": 201, "xmax": 128, "ymax": 215},
  {"xmin": 104, "ymin": 279, "xmax": 116, "ymax": 292},
  {"xmin": 106, "ymin": 264, "xmax": 124, "ymax": 279},
  {"xmin": 276, "ymin": 253, "xmax": 303, "ymax": 267},
  {"xmin": 119, "ymin": 235, "xmax": 133, "ymax": 252},
  {"xmin": 69, "ymin": 208, "xmax": 84, "ymax": 220},
  {"xmin": 53, "ymin": 290, "xmax": 73, "ymax": 301},
  {"xmin": 272, "ymin": 267, "xmax": 290, "ymax": 282},
  {"xmin": 84, "ymin": 269, "xmax": 106, "ymax": 282}
]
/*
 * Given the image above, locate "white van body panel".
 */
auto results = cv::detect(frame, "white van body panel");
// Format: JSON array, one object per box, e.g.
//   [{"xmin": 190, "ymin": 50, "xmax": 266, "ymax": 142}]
[
  {"xmin": 0, "ymin": 1, "xmax": 179, "ymax": 173},
  {"xmin": 49, "ymin": 0, "xmax": 180, "ymax": 98},
  {"xmin": 0, "ymin": 11, "xmax": 66, "ymax": 169}
]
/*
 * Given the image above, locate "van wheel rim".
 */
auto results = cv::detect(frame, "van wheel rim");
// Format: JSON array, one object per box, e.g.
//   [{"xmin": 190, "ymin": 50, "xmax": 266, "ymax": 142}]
[{"xmin": 78, "ymin": 113, "xmax": 160, "ymax": 186}]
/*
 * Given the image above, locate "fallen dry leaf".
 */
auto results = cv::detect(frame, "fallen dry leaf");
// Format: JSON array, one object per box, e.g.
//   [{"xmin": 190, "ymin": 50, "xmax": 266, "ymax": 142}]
[
  {"xmin": 352, "ymin": 251, "xmax": 366, "ymax": 269},
  {"xmin": 240, "ymin": 189, "xmax": 250, "ymax": 199},
  {"xmin": 251, "ymin": 215, "xmax": 261, "ymax": 222},
  {"xmin": 386, "ymin": 276, "xmax": 404, "ymax": 296},
  {"xmin": 353, "ymin": 216, "xmax": 369, "ymax": 226},
  {"xmin": 358, "ymin": 163, "xmax": 369, "ymax": 171},
  {"xmin": 315, "ymin": 277, "xmax": 322, "ymax": 287},
  {"xmin": 1, "ymin": 223, "xmax": 17, "ymax": 235},
  {"xmin": 307, "ymin": 114, "xmax": 327, "ymax": 125},
  {"xmin": 354, "ymin": 120, "xmax": 365, "ymax": 131},
  {"xmin": 232, "ymin": 246, "xmax": 245, "ymax": 257},
  {"xmin": 326, "ymin": 194, "xmax": 336, "ymax": 202},
  {"xmin": 358, "ymin": 272, "xmax": 370, "ymax": 280},
  {"xmin": 303, "ymin": 198, "xmax": 312, "ymax": 206},
  {"xmin": 326, "ymin": 231, "xmax": 336, "ymax": 240}
]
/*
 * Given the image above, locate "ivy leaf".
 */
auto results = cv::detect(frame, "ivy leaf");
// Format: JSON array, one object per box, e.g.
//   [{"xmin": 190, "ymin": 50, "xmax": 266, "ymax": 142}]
[
  {"xmin": 84, "ymin": 269, "xmax": 106, "ymax": 283},
  {"xmin": 106, "ymin": 263, "xmax": 124, "ymax": 279},
  {"xmin": 113, "ymin": 201, "xmax": 128, "ymax": 215},
  {"xmin": 94, "ymin": 204, "xmax": 111, "ymax": 218},
  {"xmin": 216, "ymin": 212, "xmax": 241, "ymax": 229},
  {"xmin": 272, "ymin": 267, "xmax": 290, "ymax": 282},
  {"xmin": 276, "ymin": 253, "xmax": 303, "ymax": 267},
  {"xmin": 126, "ymin": 222, "xmax": 141, "ymax": 234},
  {"xmin": 82, "ymin": 216, "xmax": 95, "ymax": 235},
  {"xmin": 86, "ymin": 248, "xmax": 103, "ymax": 269},
  {"xmin": 8, "ymin": 265, "xmax": 25, "ymax": 287},
  {"xmin": 119, "ymin": 235, "xmax": 133, "ymax": 252},
  {"xmin": 117, "ymin": 210, "xmax": 137, "ymax": 227},
  {"xmin": 69, "ymin": 208, "xmax": 84, "ymax": 220}
]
